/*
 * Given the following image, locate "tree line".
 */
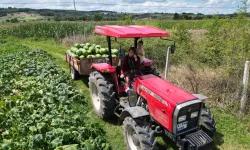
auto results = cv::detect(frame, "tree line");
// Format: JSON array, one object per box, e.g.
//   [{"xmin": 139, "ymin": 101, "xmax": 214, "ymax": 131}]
[{"xmin": 0, "ymin": 7, "xmax": 249, "ymax": 22}]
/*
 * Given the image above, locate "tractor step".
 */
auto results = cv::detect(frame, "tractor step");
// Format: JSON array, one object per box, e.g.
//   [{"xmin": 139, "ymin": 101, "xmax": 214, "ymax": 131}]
[
  {"xmin": 184, "ymin": 130, "xmax": 213, "ymax": 150},
  {"xmin": 114, "ymin": 97, "xmax": 130, "ymax": 117},
  {"xmin": 119, "ymin": 97, "xmax": 130, "ymax": 108}
]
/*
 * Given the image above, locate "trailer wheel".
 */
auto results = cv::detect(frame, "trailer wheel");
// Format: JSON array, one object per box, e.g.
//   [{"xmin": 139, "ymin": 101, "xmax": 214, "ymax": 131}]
[
  {"xmin": 70, "ymin": 65, "xmax": 79, "ymax": 80},
  {"xmin": 123, "ymin": 117, "xmax": 158, "ymax": 150},
  {"xmin": 200, "ymin": 108, "xmax": 216, "ymax": 137},
  {"xmin": 89, "ymin": 71, "xmax": 116, "ymax": 119}
]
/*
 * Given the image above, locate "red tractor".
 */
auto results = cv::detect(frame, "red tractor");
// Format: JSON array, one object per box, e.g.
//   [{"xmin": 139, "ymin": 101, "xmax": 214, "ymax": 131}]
[{"xmin": 88, "ymin": 25, "xmax": 216, "ymax": 150}]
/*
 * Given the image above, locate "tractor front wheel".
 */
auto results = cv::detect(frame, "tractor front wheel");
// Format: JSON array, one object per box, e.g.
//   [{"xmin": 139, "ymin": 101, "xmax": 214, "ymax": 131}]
[
  {"xmin": 200, "ymin": 107, "xmax": 216, "ymax": 137},
  {"xmin": 123, "ymin": 117, "xmax": 158, "ymax": 150},
  {"xmin": 89, "ymin": 71, "xmax": 116, "ymax": 119}
]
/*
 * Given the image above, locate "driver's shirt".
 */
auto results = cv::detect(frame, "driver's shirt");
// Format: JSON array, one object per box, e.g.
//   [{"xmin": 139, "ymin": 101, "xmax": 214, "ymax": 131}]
[{"xmin": 121, "ymin": 55, "xmax": 140, "ymax": 75}]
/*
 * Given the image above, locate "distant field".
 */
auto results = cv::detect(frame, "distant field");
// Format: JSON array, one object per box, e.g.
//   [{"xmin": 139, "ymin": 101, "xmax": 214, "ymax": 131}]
[{"xmin": 0, "ymin": 12, "xmax": 48, "ymax": 22}]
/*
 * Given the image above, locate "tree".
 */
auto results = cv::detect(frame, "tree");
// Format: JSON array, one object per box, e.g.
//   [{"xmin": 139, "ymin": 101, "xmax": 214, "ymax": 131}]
[
  {"xmin": 173, "ymin": 13, "xmax": 180, "ymax": 20},
  {"xmin": 10, "ymin": 18, "xmax": 18, "ymax": 23},
  {"xmin": 125, "ymin": 15, "xmax": 132, "ymax": 24},
  {"xmin": 54, "ymin": 15, "xmax": 61, "ymax": 21},
  {"xmin": 237, "ymin": 0, "xmax": 249, "ymax": 18},
  {"xmin": 93, "ymin": 13, "xmax": 103, "ymax": 21},
  {"xmin": 238, "ymin": 0, "xmax": 249, "ymax": 13},
  {"xmin": 119, "ymin": 14, "xmax": 126, "ymax": 20}
]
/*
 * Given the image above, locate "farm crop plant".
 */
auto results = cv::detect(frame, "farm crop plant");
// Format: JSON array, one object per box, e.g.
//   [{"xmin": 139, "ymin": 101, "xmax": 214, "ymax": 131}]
[
  {"xmin": 0, "ymin": 40, "xmax": 29, "ymax": 56},
  {"xmin": 0, "ymin": 21, "xmax": 125, "ymax": 39},
  {"xmin": 0, "ymin": 49, "xmax": 110, "ymax": 150},
  {"xmin": 0, "ymin": 22, "xmax": 94, "ymax": 38}
]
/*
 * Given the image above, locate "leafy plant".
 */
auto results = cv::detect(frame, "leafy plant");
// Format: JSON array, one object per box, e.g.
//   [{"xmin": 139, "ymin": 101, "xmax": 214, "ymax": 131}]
[{"xmin": 0, "ymin": 49, "xmax": 110, "ymax": 150}]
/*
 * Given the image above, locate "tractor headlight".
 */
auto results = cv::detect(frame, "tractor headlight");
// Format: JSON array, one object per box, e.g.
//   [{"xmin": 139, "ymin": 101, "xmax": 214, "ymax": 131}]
[
  {"xmin": 178, "ymin": 115, "xmax": 186, "ymax": 123},
  {"xmin": 190, "ymin": 111, "xmax": 199, "ymax": 118}
]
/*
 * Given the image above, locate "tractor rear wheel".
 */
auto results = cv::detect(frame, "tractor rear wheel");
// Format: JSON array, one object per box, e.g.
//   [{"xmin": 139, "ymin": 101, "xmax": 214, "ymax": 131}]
[
  {"xmin": 70, "ymin": 64, "xmax": 79, "ymax": 80},
  {"xmin": 200, "ymin": 107, "xmax": 216, "ymax": 137},
  {"xmin": 89, "ymin": 71, "xmax": 116, "ymax": 119},
  {"xmin": 123, "ymin": 117, "xmax": 158, "ymax": 150}
]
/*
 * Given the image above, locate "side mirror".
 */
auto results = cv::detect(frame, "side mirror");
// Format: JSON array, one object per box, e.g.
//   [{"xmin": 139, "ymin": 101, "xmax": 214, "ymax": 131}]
[{"xmin": 170, "ymin": 45, "xmax": 175, "ymax": 54}]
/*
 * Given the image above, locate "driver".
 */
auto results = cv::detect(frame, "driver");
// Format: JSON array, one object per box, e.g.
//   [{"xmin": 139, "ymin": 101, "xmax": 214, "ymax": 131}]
[{"xmin": 120, "ymin": 47, "xmax": 140, "ymax": 92}]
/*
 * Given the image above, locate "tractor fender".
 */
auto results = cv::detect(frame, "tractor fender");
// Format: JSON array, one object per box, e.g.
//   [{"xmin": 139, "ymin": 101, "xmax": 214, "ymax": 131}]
[
  {"xmin": 91, "ymin": 63, "xmax": 116, "ymax": 73},
  {"xmin": 119, "ymin": 106, "xmax": 149, "ymax": 122}
]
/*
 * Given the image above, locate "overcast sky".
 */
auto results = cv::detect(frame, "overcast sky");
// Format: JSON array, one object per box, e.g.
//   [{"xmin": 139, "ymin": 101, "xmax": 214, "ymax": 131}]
[{"xmin": 0, "ymin": 0, "xmax": 249, "ymax": 14}]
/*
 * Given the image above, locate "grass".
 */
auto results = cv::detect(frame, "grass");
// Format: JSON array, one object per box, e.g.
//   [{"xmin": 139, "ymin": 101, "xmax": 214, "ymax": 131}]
[{"xmin": 2, "ymin": 36, "xmax": 250, "ymax": 150}]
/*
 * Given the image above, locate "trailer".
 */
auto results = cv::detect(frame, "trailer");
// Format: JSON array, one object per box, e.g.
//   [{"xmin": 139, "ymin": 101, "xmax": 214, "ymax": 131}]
[{"xmin": 66, "ymin": 52, "xmax": 119, "ymax": 79}]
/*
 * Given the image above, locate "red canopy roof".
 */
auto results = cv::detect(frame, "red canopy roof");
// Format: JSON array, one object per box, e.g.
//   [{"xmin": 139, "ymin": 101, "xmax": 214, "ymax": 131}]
[{"xmin": 94, "ymin": 25, "xmax": 169, "ymax": 38}]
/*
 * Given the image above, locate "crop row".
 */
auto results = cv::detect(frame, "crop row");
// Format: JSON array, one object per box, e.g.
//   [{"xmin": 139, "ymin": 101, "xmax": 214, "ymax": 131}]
[{"xmin": 0, "ymin": 49, "xmax": 110, "ymax": 150}]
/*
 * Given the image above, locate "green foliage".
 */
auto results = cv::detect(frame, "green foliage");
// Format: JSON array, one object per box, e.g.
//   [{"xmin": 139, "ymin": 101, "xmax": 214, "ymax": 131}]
[
  {"xmin": 0, "ymin": 22, "xmax": 128, "ymax": 39},
  {"xmin": 171, "ymin": 24, "xmax": 192, "ymax": 64},
  {"xmin": 93, "ymin": 13, "xmax": 103, "ymax": 21},
  {"xmin": 173, "ymin": 13, "xmax": 180, "ymax": 20},
  {"xmin": 125, "ymin": 15, "xmax": 133, "ymax": 25},
  {"xmin": 5, "ymin": 18, "xmax": 19, "ymax": 23},
  {"xmin": 0, "ymin": 22, "xmax": 94, "ymax": 38},
  {"xmin": 0, "ymin": 48, "xmax": 110, "ymax": 149},
  {"xmin": 0, "ymin": 41, "xmax": 29, "ymax": 55}
]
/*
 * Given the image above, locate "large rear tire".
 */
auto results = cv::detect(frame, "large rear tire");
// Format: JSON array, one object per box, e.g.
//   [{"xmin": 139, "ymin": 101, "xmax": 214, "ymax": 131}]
[
  {"xmin": 200, "ymin": 108, "xmax": 216, "ymax": 137},
  {"xmin": 123, "ymin": 117, "xmax": 158, "ymax": 150},
  {"xmin": 89, "ymin": 71, "xmax": 116, "ymax": 119}
]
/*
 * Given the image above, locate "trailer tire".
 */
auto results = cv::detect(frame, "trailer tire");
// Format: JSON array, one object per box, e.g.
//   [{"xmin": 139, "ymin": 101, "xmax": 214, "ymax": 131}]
[
  {"xmin": 89, "ymin": 71, "xmax": 116, "ymax": 119},
  {"xmin": 200, "ymin": 108, "xmax": 216, "ymax": 137},
  {"xmin": 123, "ymin": 117, "xmax": 158, "ymax": 150},
  {"xmin": 70, "ymin": 65, "xmax": 79, "ymax": 80}
]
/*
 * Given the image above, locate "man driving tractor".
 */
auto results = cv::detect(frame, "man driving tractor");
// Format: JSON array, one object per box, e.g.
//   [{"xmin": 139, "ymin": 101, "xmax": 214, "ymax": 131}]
[{"xmin": 120, "ymin": 47, "xmax": 140, "ymax": 92}]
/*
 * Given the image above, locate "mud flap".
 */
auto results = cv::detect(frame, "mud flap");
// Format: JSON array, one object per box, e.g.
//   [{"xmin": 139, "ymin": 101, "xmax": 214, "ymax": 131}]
[{"xmin": 119, "ymin": 106, "xmax": 149, "ymax": 121}]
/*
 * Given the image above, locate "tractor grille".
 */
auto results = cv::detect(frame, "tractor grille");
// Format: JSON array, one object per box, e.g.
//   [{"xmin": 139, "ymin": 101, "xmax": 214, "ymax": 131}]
[
  {"xmin": 176, "ymin": 103, "xmax": 201, "ymax": 134},
  {"xmin": 185, "ymin": 130, "xmax": 213, "ymax": 150}
]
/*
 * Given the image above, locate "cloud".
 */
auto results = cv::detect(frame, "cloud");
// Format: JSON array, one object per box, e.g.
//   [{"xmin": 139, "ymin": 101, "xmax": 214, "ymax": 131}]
[{"xmin": 0, "ymin": 0, "xmax": 242, "ymax": 14}]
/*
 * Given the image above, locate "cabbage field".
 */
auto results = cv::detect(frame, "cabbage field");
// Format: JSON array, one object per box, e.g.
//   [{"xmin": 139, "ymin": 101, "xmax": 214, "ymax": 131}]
[
  {"xmin": 0, "ymin": 45, "xmax": 110, "ymax": 149},
  {"xmin": 67, "ymin": 43, "xmax": 118, "ymax": 59}
]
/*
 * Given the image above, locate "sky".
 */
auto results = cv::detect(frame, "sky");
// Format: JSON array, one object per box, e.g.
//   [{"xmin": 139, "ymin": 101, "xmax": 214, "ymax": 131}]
[{"xmin": 0, "ymin": 0, "xmax": 249, "ymax": 14}]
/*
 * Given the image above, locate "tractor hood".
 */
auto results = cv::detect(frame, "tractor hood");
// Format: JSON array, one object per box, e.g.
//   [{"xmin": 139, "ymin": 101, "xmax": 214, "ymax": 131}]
[{"xmin": 136, "ymin": 74, "xmax": 197, "ymax": 105}]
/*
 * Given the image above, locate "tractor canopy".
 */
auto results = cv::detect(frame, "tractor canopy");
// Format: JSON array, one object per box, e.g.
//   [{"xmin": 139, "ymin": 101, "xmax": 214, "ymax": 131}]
[{"xmin": 94, "ymin": 25, "xmax": 169, "ymax": 38}]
